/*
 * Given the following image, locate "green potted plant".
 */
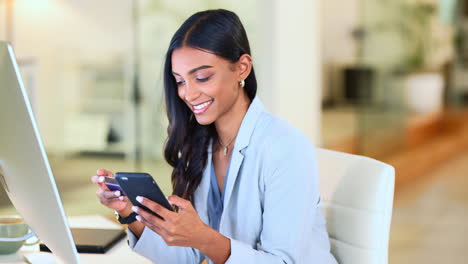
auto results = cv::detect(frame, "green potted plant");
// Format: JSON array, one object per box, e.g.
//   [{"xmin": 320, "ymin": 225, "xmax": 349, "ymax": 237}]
[
  {"xmin": 394, "ymin": 0, "xmax": 445, "ymax": 114},
  {"xmin": 372, "ymin": 0, "xmax": 448, "ymax": 114}
]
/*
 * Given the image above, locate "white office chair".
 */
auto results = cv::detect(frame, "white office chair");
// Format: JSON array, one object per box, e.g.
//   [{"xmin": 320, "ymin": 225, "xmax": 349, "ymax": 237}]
[{"xmin": 316, "ymin": 148, "xmax": 395, "ymax": 264}]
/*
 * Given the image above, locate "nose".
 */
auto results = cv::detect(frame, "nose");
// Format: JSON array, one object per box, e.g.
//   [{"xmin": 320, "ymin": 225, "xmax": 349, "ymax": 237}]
[{"xmin": 184, "ymin": 81, "xmax": 201, "ymax": 102}]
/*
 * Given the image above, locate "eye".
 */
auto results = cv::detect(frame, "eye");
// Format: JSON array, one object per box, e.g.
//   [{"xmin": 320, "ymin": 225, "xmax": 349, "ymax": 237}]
[
  {"xmin": 196, "ymin": 76, "xmax": 210, "ymax": 83},
  {"xmin": 176, "ymin": 80, "xmax": 185, "ymax": 86}
]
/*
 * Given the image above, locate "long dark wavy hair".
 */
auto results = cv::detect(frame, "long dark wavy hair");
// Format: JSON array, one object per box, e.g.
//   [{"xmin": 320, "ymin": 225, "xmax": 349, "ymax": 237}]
[{"xmin": 163, "ymin": 9, "xmax": 257, "ymax": 203}]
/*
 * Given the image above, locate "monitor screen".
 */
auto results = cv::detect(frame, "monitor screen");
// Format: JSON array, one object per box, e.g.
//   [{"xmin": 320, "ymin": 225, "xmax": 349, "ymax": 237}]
[{"xmin": 0, "ymin": 41, "xmax": 79, "ymax": 264}]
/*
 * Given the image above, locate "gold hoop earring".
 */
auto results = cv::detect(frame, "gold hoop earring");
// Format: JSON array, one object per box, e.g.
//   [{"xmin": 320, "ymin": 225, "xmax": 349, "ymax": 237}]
[{"xmin": 240, "ymin": 80, "xmax": 245, "ymax": 88}]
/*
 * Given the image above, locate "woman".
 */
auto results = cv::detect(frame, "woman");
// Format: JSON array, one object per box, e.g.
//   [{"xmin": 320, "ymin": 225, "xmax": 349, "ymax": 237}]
[{"xmin": 92, "ymin": 9, "xmax": 337, "ymax": 264}]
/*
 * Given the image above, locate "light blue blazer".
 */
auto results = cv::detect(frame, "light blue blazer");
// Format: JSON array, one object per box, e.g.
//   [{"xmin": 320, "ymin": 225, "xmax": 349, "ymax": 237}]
[{"xmin": 128, "ymin": 97, "xmax": 337, "ymax": 264}]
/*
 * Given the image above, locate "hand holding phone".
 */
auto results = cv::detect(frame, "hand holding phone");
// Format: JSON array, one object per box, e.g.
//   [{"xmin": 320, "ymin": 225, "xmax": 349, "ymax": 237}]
[
  {"xmin": 92, "ymin": 169, "xmax": 130, "ymax": 212},
  {"xmin": 115, "ymin": 172, "xmax": 174, "ymax": 219}
]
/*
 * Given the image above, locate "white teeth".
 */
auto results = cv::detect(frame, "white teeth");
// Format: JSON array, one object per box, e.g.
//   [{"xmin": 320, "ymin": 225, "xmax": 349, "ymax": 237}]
[{"xmin": 193, "ymin": 100, "xmax": 212, "ymax": 110}]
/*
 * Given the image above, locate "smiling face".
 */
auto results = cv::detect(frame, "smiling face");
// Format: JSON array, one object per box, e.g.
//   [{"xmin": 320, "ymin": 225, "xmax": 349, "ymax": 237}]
[{"xmin": 172, "ymin": 46, "xmax": 251, "ymax": 126}]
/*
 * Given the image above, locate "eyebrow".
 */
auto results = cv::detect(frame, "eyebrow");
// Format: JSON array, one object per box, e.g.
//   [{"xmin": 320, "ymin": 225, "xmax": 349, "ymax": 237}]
[{"xmin": 172, "ymin": 65, "xmax": 213, "ymax": 76}]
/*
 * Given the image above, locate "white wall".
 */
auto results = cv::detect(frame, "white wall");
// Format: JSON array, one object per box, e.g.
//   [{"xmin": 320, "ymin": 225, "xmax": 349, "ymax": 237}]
[{"xmin": 257, "ymin": 0, "xmax": 323, "ymax": 144}]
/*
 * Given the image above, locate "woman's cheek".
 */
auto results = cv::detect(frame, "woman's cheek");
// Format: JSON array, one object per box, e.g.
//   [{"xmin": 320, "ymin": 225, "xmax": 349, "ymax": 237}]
[{"xmin": 177, "ymin": 87, "xmax": 185, "ymax": 100}]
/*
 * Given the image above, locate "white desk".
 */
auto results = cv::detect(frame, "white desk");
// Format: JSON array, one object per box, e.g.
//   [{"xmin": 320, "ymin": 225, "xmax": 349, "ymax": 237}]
[{"xmin": 0, "ymin": 215, "xmax": 153, "ymax": 264}]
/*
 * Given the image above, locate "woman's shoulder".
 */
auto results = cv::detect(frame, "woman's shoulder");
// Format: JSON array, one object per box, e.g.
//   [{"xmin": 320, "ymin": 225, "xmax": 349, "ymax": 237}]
[
  {"xmin": 253, "ymin": 111, "xmax": 315, "ymax": 156},
  {"xmin": 250, "ymin": 111, "xmax": 318, "ymax": 185},
  {"xmin": 256, "ymin": 111, "xmax": 313, "ymax": 144}
]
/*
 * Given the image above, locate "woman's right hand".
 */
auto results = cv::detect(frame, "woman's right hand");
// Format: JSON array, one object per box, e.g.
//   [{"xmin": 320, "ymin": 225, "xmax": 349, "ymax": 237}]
[{"xmin": 91, "ymin": 169, "xmax": 130, "ymax": 213}]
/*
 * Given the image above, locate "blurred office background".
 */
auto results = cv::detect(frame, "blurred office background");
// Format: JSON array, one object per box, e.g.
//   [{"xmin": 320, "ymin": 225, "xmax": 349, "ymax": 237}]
[{"xmin": 0, "ymin": 0, "xmax": 467, "ymax": 263}]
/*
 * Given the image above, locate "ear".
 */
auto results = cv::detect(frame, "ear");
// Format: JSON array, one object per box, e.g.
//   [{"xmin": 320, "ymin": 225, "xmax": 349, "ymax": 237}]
[{"xmin": 237, "ymin": 54, "xmax": 252, "ymax": 82}]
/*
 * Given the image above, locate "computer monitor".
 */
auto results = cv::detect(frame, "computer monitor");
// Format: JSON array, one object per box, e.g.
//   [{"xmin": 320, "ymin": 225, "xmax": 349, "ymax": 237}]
[{"xmin": 0, "ymin": 41, "xmax": 80, "ymax": 263}]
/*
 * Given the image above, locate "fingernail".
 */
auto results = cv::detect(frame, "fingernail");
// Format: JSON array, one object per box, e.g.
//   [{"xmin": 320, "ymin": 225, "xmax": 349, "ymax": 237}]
[
  {"xmin": 98, "ymin": 176, "xmax": 104, "ymax": 183},
  {"xmin": 136, "ymin": 196, "xmax": 143, "ymax": 203},
  {"xmin": 132, "ymin": 206, "xmax": 138, "ymax": 212},
  {"xmin": 114, "ymin": 191, "xmax": 120, "ymax": 196},
  {"xmin": 119, "ymin": 196, "xmax": 124, "ymax": 201},
  {"xmin": 136, "ymin": 215, "xmax": 141, "ymax": 222}
]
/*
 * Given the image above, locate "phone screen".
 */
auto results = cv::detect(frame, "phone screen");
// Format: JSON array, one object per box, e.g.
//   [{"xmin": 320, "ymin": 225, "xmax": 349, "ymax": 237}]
[{"xmin": 115, "ymin": 172, "xmax": 174, "ymax": 219}]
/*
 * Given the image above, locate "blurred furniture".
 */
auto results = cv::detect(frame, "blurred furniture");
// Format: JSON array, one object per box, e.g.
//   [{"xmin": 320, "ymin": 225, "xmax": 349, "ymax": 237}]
[
  {"xmin": 344, "ymin": 66, "xmax": 375, "ymax": 104},
  {"xmin": 405, "ymin": 72, "xmax": 444, "ymax": 114},
  {"xmin": 322, "ymin": 63, "xmax": 376, "ymax": 106},
  {"xmin": 62, "ymin": 56, "xmax": 134, "ymax": 158},
  {"xmin": 317, "ymin": 148, "xmax": 395, "ymax": 264},
  {"xmin": 63, "ymin": 114, "xmax": 110, "ymax": 154},
  {"xmin": 78, "ymin": 59, "xmax": 130, "ymax": 156}
]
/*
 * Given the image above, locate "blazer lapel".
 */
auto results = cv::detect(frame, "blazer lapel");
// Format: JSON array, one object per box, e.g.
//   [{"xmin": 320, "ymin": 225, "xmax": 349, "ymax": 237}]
[
  {"xmin": 194, "ymin": 140, "xmax": 212, "ymax": 225},
  {"xmin": 221, "ymin": 97, "xmax": 265, "ymax": 216},
  {"xmin": 222, "ymin": 148, "xmax": 244, "ymax": 211}
]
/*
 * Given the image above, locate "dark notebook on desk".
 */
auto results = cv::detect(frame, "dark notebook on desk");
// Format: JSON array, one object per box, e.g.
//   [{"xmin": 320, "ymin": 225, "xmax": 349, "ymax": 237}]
[{"xmin": 40, "ymin": 228, "xmax": 126, "ymax": 254}]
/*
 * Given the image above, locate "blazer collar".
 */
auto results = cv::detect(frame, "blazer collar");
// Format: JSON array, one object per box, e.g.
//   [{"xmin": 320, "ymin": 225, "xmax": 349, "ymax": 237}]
[{"xmin": 231, "ymin": 96, "xmax": 264, "ymax": 152}]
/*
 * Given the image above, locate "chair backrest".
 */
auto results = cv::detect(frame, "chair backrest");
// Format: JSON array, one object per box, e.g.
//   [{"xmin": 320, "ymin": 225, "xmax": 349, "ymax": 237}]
[{"xmin": 316, "ymin": 148, "xmax": 395, "ymax": 264}]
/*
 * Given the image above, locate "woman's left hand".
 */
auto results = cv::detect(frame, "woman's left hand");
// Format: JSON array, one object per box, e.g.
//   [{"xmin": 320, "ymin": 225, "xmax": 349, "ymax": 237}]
[{"xmin": 132, "ymin": 195, "xmax": 209, "ymax": 248}]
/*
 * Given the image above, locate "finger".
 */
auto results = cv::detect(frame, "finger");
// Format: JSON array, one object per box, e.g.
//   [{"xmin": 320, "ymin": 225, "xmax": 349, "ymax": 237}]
[
  {"xmin": 167, "ymin": 195, "xmax": 191, "ymax": 210},
  {"xmin": 97, "ymin": 169, "xmax": 114, "ymax": 177},
  {"xmin": 135, "ymin": 214, "xmax": 165, "ymax": 236},
  {"xmin": 91, "ymin": 175, "xmax": 110, "ymax": 191},
  {"xmin": 99, "ymin": 196, "xmax": 121, "ymax": 204},
  {"xmin": 97, "ymin": 189, "xmax": 122, "ymax": 199},
  {"xmin": 137, "ymin": 196, "xmax": 177, "ymax": 221},
  {"xmin": 91, "ymin": 175, "xmax": 104, "ymax": 185},
  {"xmin": 133, "ymin": 206, "xmax": 169, "ymax": 229}
]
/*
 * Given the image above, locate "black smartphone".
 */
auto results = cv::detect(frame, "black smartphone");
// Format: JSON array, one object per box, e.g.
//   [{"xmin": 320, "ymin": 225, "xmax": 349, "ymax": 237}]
[{"xmin": 115, "ymin": 172, "xmax": 174, "ymax": 219}]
